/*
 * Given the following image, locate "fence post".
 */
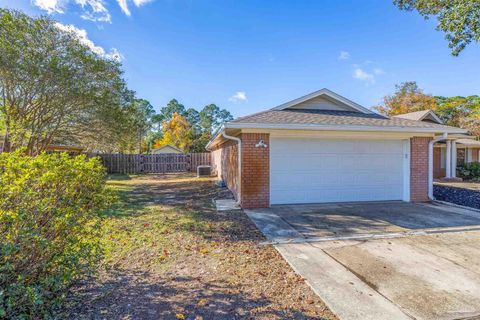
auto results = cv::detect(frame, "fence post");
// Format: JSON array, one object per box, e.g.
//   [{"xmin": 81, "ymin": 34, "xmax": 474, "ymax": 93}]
[{"xmin": 186, "ymin": 154, "xmax": 191, "ymax": 172}]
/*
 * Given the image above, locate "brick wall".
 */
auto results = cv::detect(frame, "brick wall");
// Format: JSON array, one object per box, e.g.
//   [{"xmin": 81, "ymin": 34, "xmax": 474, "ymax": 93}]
[
  {"xmin": 210, "ymin": 140, "xmax": 239, "ymax": 200},
  {"xmin": 241, "ymin": 133, "xmax": 270, "ymax": 208},
  {"xmin": 411, "ymin": 137, "xmax": 432, "ymax": 202}
]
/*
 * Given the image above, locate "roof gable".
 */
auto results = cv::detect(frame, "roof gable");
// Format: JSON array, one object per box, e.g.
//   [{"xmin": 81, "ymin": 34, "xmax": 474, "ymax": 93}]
[
  {"xmin": 271, "ymin": 88, "xmax": 373, "ymax": 114},
  {"xmin": 152, "ymin": 145, "xmax": 184, "ymax": 153},
  {"xmin": 393, "ymin": 110, "xmax": 443, "ymax": 124}
]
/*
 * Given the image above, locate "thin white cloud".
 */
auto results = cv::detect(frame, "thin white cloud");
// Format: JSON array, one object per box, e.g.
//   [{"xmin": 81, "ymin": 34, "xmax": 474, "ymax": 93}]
[
  {"xmin": 353, "ymin": 68, "xmax": 375, "ymax": 85},
  {"xmin": 116, "ymin": 0, "xmax": 131, "ymax": 16},
  {"xmin": 373, "ymin": 68, "xmax": 385, "ymax": 75},
  {"xmin": 55, "ymin": 23, "xmax": 123, "ymax": 61},
  {"xmin": 338, "ymin": 51, "xmax": 350, "ymax": 60},
  {"xmin": 76, "ymin": 0, "xmax": 111, "ymax": 22},
  {"xmin": 229, "ymin": 91, "xmax": 248, "ymax": 103},
  {"xmin": 32, "ymin": 0, "xmax": 155, "ymax": 22},
  {"xmin": 116, "ymin": 0, "xmax": 155, "ymax": 17},
  {"xmin": 32, "ymin": 0, "xmax": 65, "ymax": 13},
  {"xmin": 133, "ymin": 0, "xmax": 154, "ymax": 6},
  {"xmin": 33, "ymin": 0, "xmax": 111, "ymax": 22}
]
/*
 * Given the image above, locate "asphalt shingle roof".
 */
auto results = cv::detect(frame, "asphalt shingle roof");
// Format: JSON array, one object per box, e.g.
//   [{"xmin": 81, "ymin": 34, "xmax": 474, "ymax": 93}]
[
  {"xmin": 229, "ymin": 109, "xmax": 462, "ymax": 131},
  {"xmin": 391, "ymin": 110, "xmax": 431, "ymax": 121}
]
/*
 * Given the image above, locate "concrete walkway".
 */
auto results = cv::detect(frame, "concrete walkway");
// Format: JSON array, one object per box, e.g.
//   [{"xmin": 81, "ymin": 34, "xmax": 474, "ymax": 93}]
[{"xmin": 246, "ymin": 202, "xmax": 480, "ymax": 320}]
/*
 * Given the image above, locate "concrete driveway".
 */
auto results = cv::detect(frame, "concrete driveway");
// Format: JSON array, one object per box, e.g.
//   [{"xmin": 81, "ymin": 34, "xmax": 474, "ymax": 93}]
[{"xmin": 245, "ymin": 202, "xmax": 480, "ymax": 320}]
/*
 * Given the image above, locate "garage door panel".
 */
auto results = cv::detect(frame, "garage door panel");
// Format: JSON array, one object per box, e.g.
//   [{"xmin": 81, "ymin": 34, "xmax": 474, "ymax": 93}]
[
  {"xmin": 272, "ymin": 172, "xmax": 403, "ymax": 189},
  {"xmin": 270, "ymin": 138, "xmax": 406, "ymax": 204},
  {"xmin": 273, "ymin": 138, "xmax": 403, "ymax": 155}
]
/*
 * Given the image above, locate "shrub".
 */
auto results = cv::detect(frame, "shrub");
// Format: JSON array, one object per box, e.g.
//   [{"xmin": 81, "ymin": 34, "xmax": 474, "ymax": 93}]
[
  {"xmin": 0, "ymin": 152, "xmax": 113, "ymax": 319},
  {"xmin": 458, "ymin": 162, "xmax": 480, "ymax": 181}
]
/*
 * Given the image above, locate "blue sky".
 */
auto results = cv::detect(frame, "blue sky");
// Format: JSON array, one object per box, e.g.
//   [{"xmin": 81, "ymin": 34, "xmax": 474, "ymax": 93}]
[{"xmin": 2, "ymin": 0, "xmax": 480, "ymax": 117}]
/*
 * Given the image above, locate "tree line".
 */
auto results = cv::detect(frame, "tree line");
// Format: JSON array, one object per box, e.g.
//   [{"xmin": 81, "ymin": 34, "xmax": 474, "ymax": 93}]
[
  {"xmin": 145, "ymin": 99, "xmax": 232, "ymax": 153},
  {"xmin": 0, "ymin": 9, "xmax": 232, "ymax": 155},
  {"xmin": 374, "ymin": 81, "xmax": 480, "ymax": 137}
]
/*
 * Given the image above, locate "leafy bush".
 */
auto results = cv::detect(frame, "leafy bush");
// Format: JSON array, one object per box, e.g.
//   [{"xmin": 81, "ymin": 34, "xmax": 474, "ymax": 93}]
[
  {"xmin": 0, "ymin": 152, "xmax": 113, "ymax": 319},
  {"xmin": 458, "ymin": 162, "xmax": 480, "ymax": 181}
]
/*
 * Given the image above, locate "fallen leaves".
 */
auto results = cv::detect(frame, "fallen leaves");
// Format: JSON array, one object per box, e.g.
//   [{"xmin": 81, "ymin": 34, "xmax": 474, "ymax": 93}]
[
  {"xmin": 64, "ymin": 174, "xmax": 337, "ymax": 320},
  {"xmin": 197, "ymin": 298, "xmax": 207, "ymax": 306},
  {"xmin": 198, "ymin": 248, "xmax": 209, "ymax": 255}
]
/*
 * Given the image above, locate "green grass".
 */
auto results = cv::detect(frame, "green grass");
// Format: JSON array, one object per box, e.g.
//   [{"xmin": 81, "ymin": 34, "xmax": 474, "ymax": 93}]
[{"xmin": 100, "ymin": 174, "xmax": 217, "ymax": 271}]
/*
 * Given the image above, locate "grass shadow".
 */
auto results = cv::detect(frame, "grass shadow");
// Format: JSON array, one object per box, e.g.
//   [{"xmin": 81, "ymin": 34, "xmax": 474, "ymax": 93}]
[
  {"xmin": 106, "ymin": 173, "xmax": 132, "ymax": 181},
  {"xmin": 62, "ymin": 269, "xmax": 331, "ymax": 320}
]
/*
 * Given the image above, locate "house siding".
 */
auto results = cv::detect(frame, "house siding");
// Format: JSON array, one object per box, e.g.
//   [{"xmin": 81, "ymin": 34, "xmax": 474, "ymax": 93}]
[
  {"xmin": 211, "ymin": 140, "xmax": 239, "ymax": 200},
  {"xmin": 433, "ymin": 147, "xmax": 446, "ymax": 179},
  {"xmin": 241, "ymin": 133, "xmax": 270, "ymax": 208},
  {"xmin": 411, "ymin": 137, "xmax": 432, "ymax": 202},
  {"xmin": 151, "ymin": 145, "xmax": 183, "ymax": 154},
  {"xmin": 213, "ymin": 133, "xmax": 434, "ymax": 207},
  {"xmin": 433, "ymin": 146, "xmax": 480, "ymax": 179}
]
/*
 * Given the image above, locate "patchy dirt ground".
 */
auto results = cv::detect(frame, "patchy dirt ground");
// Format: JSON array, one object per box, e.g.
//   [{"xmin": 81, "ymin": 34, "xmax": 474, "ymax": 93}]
[{"xmin": 61, "ymin": 173, "xmax": 336, "ymax": 320}]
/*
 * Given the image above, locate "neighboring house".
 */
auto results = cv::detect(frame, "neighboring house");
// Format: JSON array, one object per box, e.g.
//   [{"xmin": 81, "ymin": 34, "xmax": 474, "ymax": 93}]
[
  {"xmin": 151, "ymin": 145, "xmax": 184, "ymax": 154},
  {"xmin": 0, "ymin": 139, "xmax": 83, "ymax": 154},
  {"xmin": 207, "ymin": 88, "xmax": 470, "ymax": 209},
  {"xmin": 394, "ymin": 110, "xmax": 480, "ymax": 179},
  {"xmin": 46, "ymin": 144, "xmax": 84, "ymax": 154}
]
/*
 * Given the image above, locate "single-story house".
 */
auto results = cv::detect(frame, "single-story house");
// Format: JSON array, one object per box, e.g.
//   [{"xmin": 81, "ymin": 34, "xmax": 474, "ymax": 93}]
[
  {"xmin": 46, "ymin": 144, "xmax": 84, "ymax": 154},
  {"xmin": 393, "ymin": 110, "xmax": 480, "ymax": 179},
  {"xmin": 151, "ymin": 145, "xmax": 184, "ymax": 154},
  {"xmin": 206, "ymin": 88, "xmax": 470, "ymax": 209}
]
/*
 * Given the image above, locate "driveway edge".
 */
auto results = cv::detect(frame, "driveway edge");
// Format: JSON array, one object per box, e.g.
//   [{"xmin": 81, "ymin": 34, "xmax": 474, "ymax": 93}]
[{"xmin": 273, "ymin": 243, "xmax": 412, "ymax": 320}]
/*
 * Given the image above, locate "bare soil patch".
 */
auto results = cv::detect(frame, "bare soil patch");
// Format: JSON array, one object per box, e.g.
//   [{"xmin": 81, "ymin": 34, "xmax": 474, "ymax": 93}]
[{"xmin": 60, "ymin": 173, "xmax": 336, "ymax": 320}]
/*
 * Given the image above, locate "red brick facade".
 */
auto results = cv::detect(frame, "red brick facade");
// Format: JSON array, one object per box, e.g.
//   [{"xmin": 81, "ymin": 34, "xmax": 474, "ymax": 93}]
[
  {"xmin": 410, "ymin": 137, "xmax": 432, "ymax": 202},
  {"xmin": 213, "ymin": 133, "xmax": 434, "ymax": 207},
  {"xmin": 240, "ymin": 133, "xmax": 270, "ymax": 208},
  {"xmin": 211, "ymin": 140, "xmax": 239, "ymax": 200}
]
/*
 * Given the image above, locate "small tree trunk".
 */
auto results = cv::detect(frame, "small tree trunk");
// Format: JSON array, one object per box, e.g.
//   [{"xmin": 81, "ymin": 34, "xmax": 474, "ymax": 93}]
[{"xmin": 3, "ymin": 120, "xmax": 11, "ymax": 152}]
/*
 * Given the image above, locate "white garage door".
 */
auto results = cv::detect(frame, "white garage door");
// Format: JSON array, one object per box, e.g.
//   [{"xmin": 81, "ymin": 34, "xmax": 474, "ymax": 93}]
[{"xmin": 270, "ymin": 137, "xmax": 407, "ymax": 204}]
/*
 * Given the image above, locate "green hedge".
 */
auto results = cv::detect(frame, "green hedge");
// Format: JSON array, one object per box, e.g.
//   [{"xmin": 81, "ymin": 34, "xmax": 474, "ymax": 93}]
[
  {"xmin": 0, "ymin": 152, "xmax": 113, "ymax": 319},
  {"xmin": 458, "ymin": 162, "xmax": 480, "ymax": 181}
]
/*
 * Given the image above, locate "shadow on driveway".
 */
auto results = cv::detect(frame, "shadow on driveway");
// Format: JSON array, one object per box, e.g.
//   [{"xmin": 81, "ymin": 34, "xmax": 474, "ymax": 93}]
[{"xmin": 247, "ymin": 201, "xmax": 480, "ymax": 239}]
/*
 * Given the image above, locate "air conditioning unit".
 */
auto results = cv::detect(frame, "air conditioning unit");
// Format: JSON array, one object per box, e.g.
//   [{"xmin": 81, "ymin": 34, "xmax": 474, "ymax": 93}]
[{"xmin": 197, "ymin": 165, "xmax": 212, "ymax": 177}]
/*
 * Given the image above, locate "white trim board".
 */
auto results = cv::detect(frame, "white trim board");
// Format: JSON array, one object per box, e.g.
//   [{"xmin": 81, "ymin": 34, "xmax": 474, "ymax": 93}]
[
  {"xmin": 403, "ymin": 139, "xmax": 411, "ymax": 202},
  {"xmin": 269, "ymin": 137, "xmax": 408, "ymax": 204},
  {"xmin": 226, "ymin": 122, "xmax": 468, "ymax": 134}
]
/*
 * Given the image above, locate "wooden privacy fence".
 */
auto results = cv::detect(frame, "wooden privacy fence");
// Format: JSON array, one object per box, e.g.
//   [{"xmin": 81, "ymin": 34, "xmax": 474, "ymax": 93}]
[{"xmin": 91, "ymin": 153, "xmax": 211, "ymax": 174}]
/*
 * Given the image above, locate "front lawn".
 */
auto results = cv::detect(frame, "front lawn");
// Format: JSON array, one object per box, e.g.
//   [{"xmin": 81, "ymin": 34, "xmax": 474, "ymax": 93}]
[{"xmin": 61, "ymin": 173, "xmax": 336, "ymax": 319}]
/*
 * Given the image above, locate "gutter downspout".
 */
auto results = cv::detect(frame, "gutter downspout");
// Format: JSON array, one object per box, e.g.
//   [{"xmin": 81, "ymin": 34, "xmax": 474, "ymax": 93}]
[
  {"xmin": 428, "ymin": 132, "xmax": 448, "ymax": 200},
  {"xmin": 222, "ymin": 131, "xmax": 242, "ymax": 205}
]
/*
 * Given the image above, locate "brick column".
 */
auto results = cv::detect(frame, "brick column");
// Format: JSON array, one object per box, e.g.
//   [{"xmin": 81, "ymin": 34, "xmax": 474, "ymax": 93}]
[
  {"xmin": 241, "ymin": 133, "xmax": 270, "ymax": 208},
  {"xmin": 410, "ymin": 137, "xmax": 432, "ymax": 202}
]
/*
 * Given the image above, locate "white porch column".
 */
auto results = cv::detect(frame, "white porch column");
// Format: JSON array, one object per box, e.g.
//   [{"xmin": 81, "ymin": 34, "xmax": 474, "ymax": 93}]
[
  {"xmin": 446, "ymin": 141, "xmax": 452, "ymax": 178},
  {"xmin": 451, "ymin": 140, "xmax": 457, "ymax": 178}
]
